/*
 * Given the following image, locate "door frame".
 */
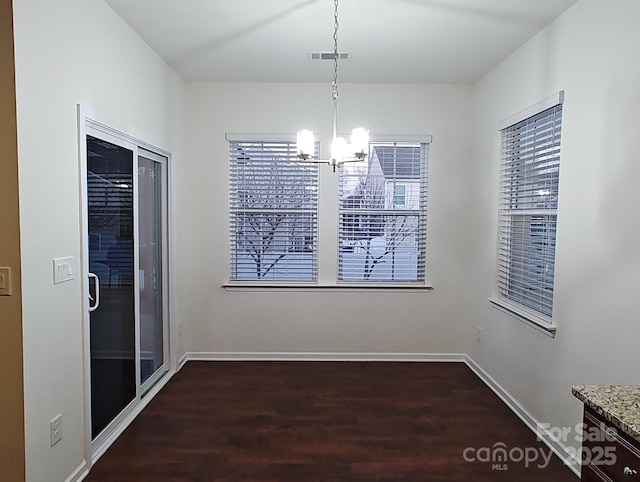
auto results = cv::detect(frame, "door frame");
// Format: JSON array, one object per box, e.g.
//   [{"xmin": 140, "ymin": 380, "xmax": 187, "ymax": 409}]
[{"xmin": 77, "ymin": 105, "xmax": 177, "ymax": 465}]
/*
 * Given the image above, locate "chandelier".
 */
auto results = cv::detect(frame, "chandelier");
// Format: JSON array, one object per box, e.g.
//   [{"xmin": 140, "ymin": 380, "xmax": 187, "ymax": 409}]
[{"xmin": 296, "ymin": 0, "xmax": 369, "ymax": 172}]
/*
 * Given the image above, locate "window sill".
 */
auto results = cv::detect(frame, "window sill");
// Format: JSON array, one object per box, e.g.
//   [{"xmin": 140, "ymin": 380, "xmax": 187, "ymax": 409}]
[
  {"xmin": 223, "ymin": 283, "xmax": 434, "ymax": 293},
  {"xmin": 487, "ymin": 297, "xmax": 557, "ymax": 338}
]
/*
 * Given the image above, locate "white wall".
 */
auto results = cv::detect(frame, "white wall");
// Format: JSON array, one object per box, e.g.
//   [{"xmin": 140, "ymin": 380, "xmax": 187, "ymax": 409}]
[
  {"xmin": 469, "ymin": 0, "xmax": 640, "ymax": 454},
  {"xmin": 12, "ymin": 0, "xmax": 184, "ymax": 480},
  {"xmin": 177, "ymin": 82, "xmax": 475, "ymax": 355}
]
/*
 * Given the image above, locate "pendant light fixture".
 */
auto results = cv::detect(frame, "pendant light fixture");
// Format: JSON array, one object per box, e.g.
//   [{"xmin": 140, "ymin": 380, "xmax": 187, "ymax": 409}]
[{"xmin": 296, "ymin": 0, "xmax": 369, "ymax": 172}]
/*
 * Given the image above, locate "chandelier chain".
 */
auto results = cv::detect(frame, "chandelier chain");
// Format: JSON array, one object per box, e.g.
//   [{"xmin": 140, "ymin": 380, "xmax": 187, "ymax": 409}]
[
  {"xmin": 295, "ymin": 0, "xmax": 368, "ymax": 168},
  {"xmin": 332, "ymin": 0, "xmax": 339, "ymax": 101}
]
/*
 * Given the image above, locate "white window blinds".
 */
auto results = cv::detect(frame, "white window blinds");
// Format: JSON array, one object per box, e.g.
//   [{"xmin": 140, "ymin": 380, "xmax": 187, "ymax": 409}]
[
  {"xmin": 338, "ymin": 142, "xmax": 429, "ymax": 282},
  {"xmin": 496, "ymin": 103, "xmax": 562, "ymax": 320},
  {"xmin": 229, "ymin": 140, "xmax": 319, "ymax": 281}
]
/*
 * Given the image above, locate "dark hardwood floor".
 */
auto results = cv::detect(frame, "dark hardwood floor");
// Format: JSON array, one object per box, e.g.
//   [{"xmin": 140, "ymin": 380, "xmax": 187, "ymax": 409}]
[{"xmin": 85, "ymin": 361, "xmax": 578, "ymax": 481}]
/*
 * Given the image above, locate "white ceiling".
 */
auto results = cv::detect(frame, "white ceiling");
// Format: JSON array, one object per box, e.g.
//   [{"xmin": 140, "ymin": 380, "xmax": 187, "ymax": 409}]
[{"xmin": 104, "ymin": 0, "xmax": 578, "ymax": 84}]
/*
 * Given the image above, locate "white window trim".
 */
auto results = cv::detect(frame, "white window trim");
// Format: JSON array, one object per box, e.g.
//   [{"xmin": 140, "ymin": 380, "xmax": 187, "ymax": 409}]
[
  {"xmin": 222, "ymin": 283, "xmax": 434, "ymax": 292},
  {"xmin": 490, "ymin": 91, "xmax": 564, "ymax": 334},
  {"xmin": 226, "ymin": 133, "xmax": 433, "ymax": 290},
  {"xmin": 497, "ymin": 91, "xmax": 564, "ymax": 131},
  {"xmin": 488, "ymin": 296, "xmax": 557, "ymax": 337}
]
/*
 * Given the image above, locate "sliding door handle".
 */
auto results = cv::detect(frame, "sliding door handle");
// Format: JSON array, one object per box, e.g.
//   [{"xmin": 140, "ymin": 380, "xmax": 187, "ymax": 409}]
[{"xmin": 88, "ymin": 272, "xmax": 100, "ymax": 312}]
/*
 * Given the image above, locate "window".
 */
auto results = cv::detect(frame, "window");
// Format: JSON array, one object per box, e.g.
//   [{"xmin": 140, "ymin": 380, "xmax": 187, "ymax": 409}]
[
  {"xmin": 338, "ymin": 142, "xmax": 429, "ymax": 282},
  {"xmin": 495, "ymin": 98, "xmax": 563, "ymax": 323},
  {"xmin": 393, "ymin": 184, "xmax": 406, "ymax": 206},
  {"xmin": 228, "ymin": 140, "xmax": 319, "ymax": 281}
]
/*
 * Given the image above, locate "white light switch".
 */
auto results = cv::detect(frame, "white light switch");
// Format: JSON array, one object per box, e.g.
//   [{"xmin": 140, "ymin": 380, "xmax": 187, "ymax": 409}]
[
  {"xmin": 0, "ymin": 267, "xmax": 12, "ymax": 296},
  {"xmin": 53, "ymin": 257, "xmax": 74, "ymax": 284},
  {"xmin": 50, "ymin": 414, "xmax": 62, "ymax": 446}
]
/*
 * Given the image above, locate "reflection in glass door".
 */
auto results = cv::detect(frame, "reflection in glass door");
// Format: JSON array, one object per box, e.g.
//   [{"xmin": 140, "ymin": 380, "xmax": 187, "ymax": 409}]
[{"xmin": 86, "ymin": 135, "xmax": 136, "ymax": 439}]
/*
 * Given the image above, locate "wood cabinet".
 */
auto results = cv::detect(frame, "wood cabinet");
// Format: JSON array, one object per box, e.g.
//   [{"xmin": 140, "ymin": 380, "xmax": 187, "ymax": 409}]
[{"xmin": 581, "ymin": 407, "xmax": 640, "ymax": 482}]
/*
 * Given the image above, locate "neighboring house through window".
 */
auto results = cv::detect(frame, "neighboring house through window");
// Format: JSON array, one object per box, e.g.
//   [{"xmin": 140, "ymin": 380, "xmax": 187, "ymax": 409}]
[{"xmin": 338, "ymin": 142, "xmax": 429, "ymax": 282}]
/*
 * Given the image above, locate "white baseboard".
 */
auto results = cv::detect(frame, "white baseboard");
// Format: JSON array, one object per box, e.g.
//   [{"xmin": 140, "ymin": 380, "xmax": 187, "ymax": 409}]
[
  {"xmin": 177, "ymin": 351, "xmax": 189, "ymax": 370},
  {"xmin": 464, "ymin": 355, "xmax": 581, "ymax": 477},
  {"xmin": 65, "ymin": 460, "xmax": 89, "ymax": 482},
  {"xmin": 180, "ymin": 351, "xmax": 467, "ymax": 363}
]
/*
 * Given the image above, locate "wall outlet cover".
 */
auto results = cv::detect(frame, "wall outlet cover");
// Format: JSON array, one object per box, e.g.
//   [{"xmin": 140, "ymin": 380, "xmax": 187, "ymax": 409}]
[{"xmin": 50, "ymin": 414, "xmax": 62, "ymax": 446}]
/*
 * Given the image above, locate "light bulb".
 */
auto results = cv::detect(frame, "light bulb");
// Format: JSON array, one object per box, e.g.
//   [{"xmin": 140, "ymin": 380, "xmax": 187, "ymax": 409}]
[
  {"xmin": 351, "ymin": 127, "xmax": 369, "ymax": 156},
  {"xmin": 331, "ymin": 136, "xmax": 347, "ymax": 162},
  {"xmin": 296, "ymin": 130, "xmax": 315, "ymax": 159}
]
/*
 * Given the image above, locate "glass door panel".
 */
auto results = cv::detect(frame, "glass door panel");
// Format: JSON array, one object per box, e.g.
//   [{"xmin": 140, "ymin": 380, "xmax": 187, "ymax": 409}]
[
  {"xmin": 138, "ymin": 154, "xmax": 165, "ymax": 386},
  {"xmin": 86, "ymin": 135, "xmax": 136, "ymax": 440}
]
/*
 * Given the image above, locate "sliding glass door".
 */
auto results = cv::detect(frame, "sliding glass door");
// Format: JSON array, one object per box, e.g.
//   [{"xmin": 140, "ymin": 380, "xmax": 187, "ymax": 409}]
[
  {"xmin": 84, "ymin": 126, "xmax": 169, "ymax": 447},
  {"xmin": 86, "ymin": 135, "xmax": 137, "ymax": 439}
]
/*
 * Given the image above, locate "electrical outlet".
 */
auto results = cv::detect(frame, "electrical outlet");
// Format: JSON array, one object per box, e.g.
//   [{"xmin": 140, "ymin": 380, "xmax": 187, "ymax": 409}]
[
  {"xmin": 50, "ymin": 414, "xmax": 62, "ymax": 446},
  {"xmin": 476, "ymin": 326, "xmax": 482, "ymax": 343}
]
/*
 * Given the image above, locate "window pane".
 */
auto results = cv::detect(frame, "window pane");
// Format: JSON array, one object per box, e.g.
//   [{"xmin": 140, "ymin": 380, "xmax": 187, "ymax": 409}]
[
  {"xmin": 497, "ymin": 214, "xmax": 556, "ymax": 317},
  {"xmin": 496, "ymin": 104, "xmax": 562, "ymax": 320},
  {"xmin": 229, "ymin": 141, "xmax": 318, "ymax": 281},
  {"xmin": 338, "ymin": 142, "xmax": 428, "ymax": 282}
]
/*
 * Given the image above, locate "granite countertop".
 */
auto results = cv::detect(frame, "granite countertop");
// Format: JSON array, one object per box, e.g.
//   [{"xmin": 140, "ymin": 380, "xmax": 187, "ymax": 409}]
[{"xmin": 572, "ymin": 385, "xmax": 640, "ymax": 444}]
